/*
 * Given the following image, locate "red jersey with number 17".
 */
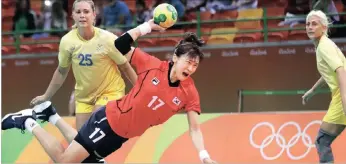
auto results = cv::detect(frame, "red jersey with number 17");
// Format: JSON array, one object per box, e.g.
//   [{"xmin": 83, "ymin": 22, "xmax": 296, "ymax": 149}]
[{"xmin": 105, "ymin": 48, "xmax": 201, "ymax": 138}]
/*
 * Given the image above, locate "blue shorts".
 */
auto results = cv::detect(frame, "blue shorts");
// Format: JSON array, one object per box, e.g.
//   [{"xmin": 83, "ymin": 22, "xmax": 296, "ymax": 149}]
[{"xmin": 74, "ymin": 106, "xmax": 128, "ymax": 163}]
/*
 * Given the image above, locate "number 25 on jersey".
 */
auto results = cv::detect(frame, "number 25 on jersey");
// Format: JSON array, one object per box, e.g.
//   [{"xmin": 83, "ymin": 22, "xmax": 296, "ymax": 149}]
[{"xmin": 78, "ymin": 54, "xmax": 93, "ymax": 66}]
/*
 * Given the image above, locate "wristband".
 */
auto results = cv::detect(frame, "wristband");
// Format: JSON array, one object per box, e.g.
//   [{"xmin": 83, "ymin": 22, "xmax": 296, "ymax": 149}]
[
  {"xmin": 138, "ymin": 22, "xmax": 152, "ymax": 36},
  {"xmin": 199, "ymin": 150, "xmax": 210, "ymax": 162}
]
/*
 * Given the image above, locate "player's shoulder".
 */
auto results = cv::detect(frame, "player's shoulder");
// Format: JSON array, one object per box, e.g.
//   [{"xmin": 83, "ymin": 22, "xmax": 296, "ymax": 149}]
[
  {"xmin": 134, "ymin": 48, "xmax": 163, "ymax": 67},
  {"xmin": 97, "ymin": 27, "xmax": 114, "ymax": 36},
  {"xmin": 60, "ymin": 28, "xmax": 78, "ymax": 44},
  {"xmin": 97, "ymin": 27, "xmax": 118, "ymax": 40},
  {"xmin": 180, "ymin": 77, "xmax": 199, "ymax": 98},
  {"xmin": 180, "ymin": 77, "xmax": 196, "ymax": 89},
  {"xmin": 318, "ymin": 36, "xmax": 336, "ymax": 51},
  {"xmin": 157, "ymin": 61, "xmax": 173, "ymax": 72}
]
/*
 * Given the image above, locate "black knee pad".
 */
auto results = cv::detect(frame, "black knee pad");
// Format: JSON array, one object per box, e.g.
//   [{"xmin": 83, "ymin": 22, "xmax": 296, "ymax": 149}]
[
  {"xmin": 315, "ymin": 129, "xmax": 337, "ymax": 163},
  {"xmin": 315, "ymin": 129, "xmax": 337, "ymax": 146}
]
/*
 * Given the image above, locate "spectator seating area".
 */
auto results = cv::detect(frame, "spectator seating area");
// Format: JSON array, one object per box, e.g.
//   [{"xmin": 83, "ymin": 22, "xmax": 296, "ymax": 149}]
[{"xmin": 2, "ymin": 0, "xmax": 346, "ymax": 55}]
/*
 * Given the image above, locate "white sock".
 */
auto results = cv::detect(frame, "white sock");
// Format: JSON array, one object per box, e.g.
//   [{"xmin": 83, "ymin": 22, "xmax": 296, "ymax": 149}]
[
  {"xmin": 48, "ymin": 113, "xmax": 61, "ymax": 125},
  {"xmin": 25, "ymin": 118, "xmax": 40, "ymax": 133}
]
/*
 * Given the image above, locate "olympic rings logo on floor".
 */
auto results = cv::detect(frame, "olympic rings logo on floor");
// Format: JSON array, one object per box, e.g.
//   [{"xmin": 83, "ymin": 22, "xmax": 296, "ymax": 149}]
[{"xmin": 249, "ymin": 120, "xmax": 322, "ymax": 160}]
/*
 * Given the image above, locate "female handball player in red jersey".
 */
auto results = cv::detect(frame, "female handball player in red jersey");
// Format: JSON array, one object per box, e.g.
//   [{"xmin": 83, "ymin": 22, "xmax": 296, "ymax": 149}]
[{"xmin": 2, "ymin": 19, "xmax": 217, "ymax": 164}]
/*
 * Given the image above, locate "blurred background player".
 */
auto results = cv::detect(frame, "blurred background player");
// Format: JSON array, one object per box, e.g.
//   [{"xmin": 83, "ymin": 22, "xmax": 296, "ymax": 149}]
[
  {"xmin": 2, "ymin": 19, "xmax": 216, "ymax": 164},
  {"xmin": 12, "ymin": 0, "xmax": 36, "ymax": 38},
  {"xmin": 302, "ymin": 10, "xmax": 346, "ymax": 163},
  {"xmin": 30, "ymin": 0, "xmax": 137, "ymax": 130}
]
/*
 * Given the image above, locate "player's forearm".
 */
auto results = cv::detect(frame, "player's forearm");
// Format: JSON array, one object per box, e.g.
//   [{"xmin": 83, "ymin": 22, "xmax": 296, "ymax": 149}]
[
  {"xmin": 311, "ymin": 77, "xmax": 326, "ymax": 91},
  {"xmin": 337, "ymin": 69, "xmax": 346, "ymax": 114},
  {"xmin": 189, "ymin": 128, "xmax": 205, "ymax": 152},
  {"xmin": 127, "ymin": 26, "xmax": 143, "ymax": 42},
  {"xmin": 44, "ymin": 67, "xmax": 69, "ymax": 99},
  {"xmin": 127, "ymin": 20, "xmax": 154, "ymax": 41},
  {"xmin": 113, "ymin": 22, "xmax": 150, "ymax": 57},
  {"xmin": 189, "ymin": 128, "xmax": 212, "ymax": 162}
]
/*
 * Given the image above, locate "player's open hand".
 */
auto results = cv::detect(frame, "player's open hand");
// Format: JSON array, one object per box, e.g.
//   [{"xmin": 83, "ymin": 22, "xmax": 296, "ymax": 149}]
[
  {"xmin": 30, "ymin": 95, "xmax": 49, "ymax": 106},
  {"xmin": 147, "ymin": 19, "xmax": 166, "ymax": 32},
  {"xmin": 302, "ymin": 89, "xmax": 314, "ymax": 105},
  {"xmin": 203, "ymin": 158, "xmax": 217, "ymax": 164}
]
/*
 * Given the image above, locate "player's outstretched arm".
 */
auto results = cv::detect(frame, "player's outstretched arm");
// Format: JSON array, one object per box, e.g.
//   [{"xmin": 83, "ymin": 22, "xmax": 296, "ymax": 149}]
[
  {"xmin": 186, "ymin": 111, "xmax": 217, "ymax": 164},
  {"xmin": 113, "ymin": 19, "xmax": 165, "ymax": 60}
]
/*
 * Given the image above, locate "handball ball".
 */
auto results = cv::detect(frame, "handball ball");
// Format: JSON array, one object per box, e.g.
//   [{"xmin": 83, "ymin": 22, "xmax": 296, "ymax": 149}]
[{"xmin": 153, "ymin": 3, "xmax": 178, "ymax": 28}]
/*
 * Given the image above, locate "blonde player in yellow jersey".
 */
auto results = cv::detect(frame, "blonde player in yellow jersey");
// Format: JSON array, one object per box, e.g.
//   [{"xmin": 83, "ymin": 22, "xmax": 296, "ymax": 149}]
[
  {"xmin": 302, "ymin": 10, "xmax": 346, "ymax": 163},
  {"xmin": 30, "ymin": 0, "xmax": 137, "ymax": 130}
]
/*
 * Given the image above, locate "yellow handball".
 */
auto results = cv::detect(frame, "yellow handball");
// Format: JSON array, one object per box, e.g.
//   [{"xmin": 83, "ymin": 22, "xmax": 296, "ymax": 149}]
[{"xmin": 153, "ymin": 3, "xmax": 178, "ymax": 28}]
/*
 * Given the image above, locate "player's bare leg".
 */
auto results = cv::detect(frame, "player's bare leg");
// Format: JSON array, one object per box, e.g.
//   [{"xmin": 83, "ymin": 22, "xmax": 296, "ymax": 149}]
[
  {"xmin": 316, "ymin": 122, "xmax": 345, "ymax": 163},
  {"xmin": 76, "ymin": 104, "xmax": 103, "ymax": 130},
  {"xmin": 32, "ymin": 125, "xmax": 89, "ymax": 162},
  {"xmin": 2, "ymin": 108, "xmax": 89, "ymax": 163},
  {"xmin": 34, "ymin": 101, "xmax": 77, "ymax": 143},
  {"xmin": 55, "ymin": 119, "xmax": 78, "ymax": 143},
  {"xmin": 76, "ymin": 105, "xmax": 102, "ymax": 131}
]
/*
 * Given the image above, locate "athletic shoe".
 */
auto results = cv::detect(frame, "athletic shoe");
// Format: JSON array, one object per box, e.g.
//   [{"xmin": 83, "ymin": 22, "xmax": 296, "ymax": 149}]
[
  {"xmin": 2, "ymin": 109, "xmax": 36, "ymax": 133},
  {"xmin": 33, "ymin": 101, "xmax": 57, "ymax": 123}
]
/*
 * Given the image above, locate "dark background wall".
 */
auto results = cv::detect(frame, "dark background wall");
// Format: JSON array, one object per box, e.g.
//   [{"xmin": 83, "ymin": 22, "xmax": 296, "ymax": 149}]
[{"xmin": 3, "ymin": 43, "xmax": 346, "ymax": 116}]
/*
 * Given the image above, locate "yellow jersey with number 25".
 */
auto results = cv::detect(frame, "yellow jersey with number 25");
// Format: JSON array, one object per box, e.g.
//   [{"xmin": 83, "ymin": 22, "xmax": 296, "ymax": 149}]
[{"xmin": 58, "ymin": 27, "xmax": 127, "ymax": 104}]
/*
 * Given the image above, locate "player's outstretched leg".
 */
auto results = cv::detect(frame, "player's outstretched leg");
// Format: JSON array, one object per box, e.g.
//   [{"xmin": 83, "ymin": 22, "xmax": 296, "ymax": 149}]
[
  {"xmin": 33, "ymin": 101, "xmax": 77, "ymax": 143},
  {"xmin": 2, "ymin": 108, "xmax": 89, "ymax": 163},
  {"xmin": 34, "ymin": 101, "xmax": 105, "ymax": 163}
]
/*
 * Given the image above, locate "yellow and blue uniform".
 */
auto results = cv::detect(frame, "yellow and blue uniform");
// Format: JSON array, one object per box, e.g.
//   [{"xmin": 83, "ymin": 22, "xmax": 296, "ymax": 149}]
[
  {"xmin": 316, "ymin": 35, "xmax": 346, "ymax": 125},
  {"xmin": 58, "ymin": 27, "xmax": 127, "ymax": 113}
]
